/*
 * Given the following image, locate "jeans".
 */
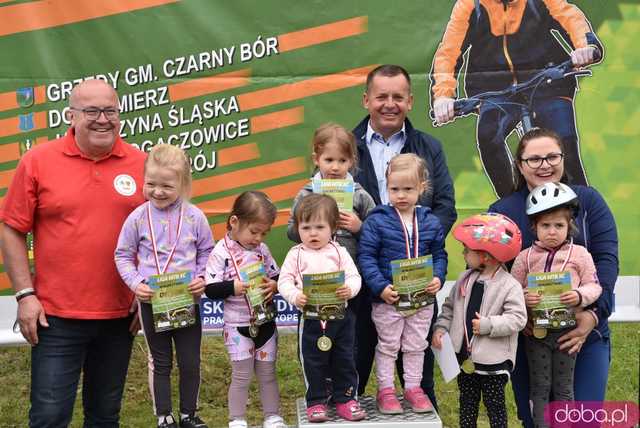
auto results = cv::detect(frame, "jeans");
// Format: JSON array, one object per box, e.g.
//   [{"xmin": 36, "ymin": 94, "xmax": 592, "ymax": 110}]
[
  {"xmin": 511, "ymin": 333, "xmax": 535, "ymax": 427},
  {"xmin": 574, "ymin": 335, "xmax": 611, "ymax": 401},
  {"xmin": 29, "ymin": 315, "xmax": 134, "ymax": 428},
  {"xmin": 476, "ymin": 92, "xmax": 587, "ymax": 197}
]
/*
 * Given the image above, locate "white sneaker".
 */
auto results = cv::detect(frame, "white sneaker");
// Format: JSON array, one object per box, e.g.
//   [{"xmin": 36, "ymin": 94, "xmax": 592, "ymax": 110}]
[
  {"xmin": 228, "ymin": 420, "xmax": 248, "ymax": 428},
  {"xmin": 263, "ymin": 415, "xmax": 286, "ymax": 428}
]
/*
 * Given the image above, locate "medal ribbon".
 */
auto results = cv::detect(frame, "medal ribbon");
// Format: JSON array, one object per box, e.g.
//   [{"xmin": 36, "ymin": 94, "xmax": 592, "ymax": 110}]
[
  {"xmin": 147, "ymin": 202, "xmax": 184, "ymax": 275},
  {"xmin": 393, "ymin": 207, "xmax": 419, "ymax": 259},
  {"xmin": 223, "ymin": 235, "xmax": 260, "ymax": 323}
]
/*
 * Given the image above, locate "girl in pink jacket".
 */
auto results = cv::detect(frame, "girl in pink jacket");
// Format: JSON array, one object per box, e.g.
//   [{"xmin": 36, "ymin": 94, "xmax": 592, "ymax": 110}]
[
  {"xmin": 433, "ymin": 213, "xmax": 527, "ymax": 428},
  {"xmin": 204, "ymin": 191, "xmax": 285, "ymax": 428},
  {"xmin": 278, "ymin": 193, "xmax": 365, "ymax": 423},
  {"xmin": 511, "ymin": 183, "xmax": 602, "ymax": 428}
]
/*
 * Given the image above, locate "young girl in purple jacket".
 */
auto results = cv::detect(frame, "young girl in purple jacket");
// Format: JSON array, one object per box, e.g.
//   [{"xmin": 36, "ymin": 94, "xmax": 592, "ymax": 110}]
[{"xmin": 115, "ymin": 144, "xmax": 214, "ymax": 428}]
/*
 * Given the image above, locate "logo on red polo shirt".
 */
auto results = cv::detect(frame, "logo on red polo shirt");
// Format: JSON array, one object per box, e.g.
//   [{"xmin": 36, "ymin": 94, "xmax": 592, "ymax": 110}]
[{"xmin": 114, "ymin": 174, "xmax": 136, "ymax": 196}]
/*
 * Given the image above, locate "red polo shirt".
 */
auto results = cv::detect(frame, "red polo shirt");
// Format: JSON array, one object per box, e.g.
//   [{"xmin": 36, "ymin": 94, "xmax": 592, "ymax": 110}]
[{"xmin": 1, "ymin": 129, "xmax": 146, "ymax": 319}]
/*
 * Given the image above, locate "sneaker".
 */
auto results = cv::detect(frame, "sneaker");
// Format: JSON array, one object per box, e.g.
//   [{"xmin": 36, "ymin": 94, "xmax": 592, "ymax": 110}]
[
  {"xmin": 228, "ymin": 420, "xmax": 248, "ymax": 428},
  {"xmin": 263, "ymin": 414, "xmax": 287, "ymax": 428},
  {"xmin": 376, "ymin": 387, "xmax": 403, "ymax": 414},
  {"xmin": 403, "ymin": 386, "xmax": 434, "ymax": 413},
  {"xmin": 306, "ymin": 403, "xmax": 330, "ymax": 423},
  {"xmin": 335, "ymin": 400, "xmax": 366, "ymax": 421},
  {"xmin": 180, "ymin": 414, "xmax": 208, "ymax": 428},
  {"xmin": 159, "ymin": 414, "xmax": 178, "ymax": 428}
]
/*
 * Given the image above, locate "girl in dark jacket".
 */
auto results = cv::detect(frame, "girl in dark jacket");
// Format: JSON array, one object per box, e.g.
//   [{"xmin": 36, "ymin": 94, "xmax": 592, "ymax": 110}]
[{"xmin": 359, "ymin": 153, "xmax": 447, "ymax": 414}]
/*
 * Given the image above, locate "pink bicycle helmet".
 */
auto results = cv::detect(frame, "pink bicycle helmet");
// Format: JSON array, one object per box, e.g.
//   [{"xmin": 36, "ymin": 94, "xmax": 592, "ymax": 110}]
[{"xmin": 453, "ymin": 213, "xmax": 522, "ymax": 262}]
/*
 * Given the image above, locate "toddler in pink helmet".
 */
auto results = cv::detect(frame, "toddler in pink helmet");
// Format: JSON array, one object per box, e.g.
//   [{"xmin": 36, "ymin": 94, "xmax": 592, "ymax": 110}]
[{"xmin": 432, "ymin": 213, "xmax": 527, "ymax": 428}]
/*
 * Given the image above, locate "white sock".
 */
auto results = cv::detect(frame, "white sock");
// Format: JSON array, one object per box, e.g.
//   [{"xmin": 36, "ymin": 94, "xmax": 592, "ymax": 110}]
[
  {"xmin": 159, "ymin": 415, "xmax": 174, "ymax": 424},
  {"xmin": 181, "ymin": 413, "xmax": 190, "ymax": 420}
]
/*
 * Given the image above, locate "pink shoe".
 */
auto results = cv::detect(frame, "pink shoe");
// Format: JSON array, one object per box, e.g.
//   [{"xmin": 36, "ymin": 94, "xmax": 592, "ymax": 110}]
[
  {"xmin": 376, "ymin": 387, "xmax": 403, "ymax": 414},
  {"xmin": 306, "ymin": 404, "xmax": 329, "ymax": 423},
  {"xmin": 335, "ymin": 400, "xmax": 366, "ymax": 421},
  {"xmin": 403, "ymin": 386, "xmax": 434, "ymax": 413}
]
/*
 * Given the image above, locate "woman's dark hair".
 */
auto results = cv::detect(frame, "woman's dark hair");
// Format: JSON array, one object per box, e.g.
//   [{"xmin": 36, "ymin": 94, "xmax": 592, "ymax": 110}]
[
  {"xmin": 293, "ymin": 193, "xmax": 339, "ymax": 233},
  {"xmin": 226, "ymin": 191, "xmax": 277, "ymax": 230},
  {"xmin": 512, "ymin": 128, "xmax": 569, "ymax": 192}
]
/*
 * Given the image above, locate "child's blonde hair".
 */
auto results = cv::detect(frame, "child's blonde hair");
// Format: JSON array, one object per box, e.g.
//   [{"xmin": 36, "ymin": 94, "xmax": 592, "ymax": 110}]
[
  {"xmin": 226, "ymin": 191, "xmax": 277, "ymax": 230},
  {"xmin": 385, "ymin": 153, "xmax": 430, "ymax": 193},
  {"xmin": 293, "ymin": 193, "xmax": 339, "ymax": 234},
  {"xmin": 312, "ymin": 122, "xmax": 358, "ymax": 167},
  {"xmin": 144, "ymin": 144, "xmax": 191, "ymax": 196}
]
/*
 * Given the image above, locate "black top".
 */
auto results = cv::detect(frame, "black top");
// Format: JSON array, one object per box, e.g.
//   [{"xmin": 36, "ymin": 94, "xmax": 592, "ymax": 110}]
[{"xmin": 458, "ymin": 279, "xmax": 512, "ymax": 373}]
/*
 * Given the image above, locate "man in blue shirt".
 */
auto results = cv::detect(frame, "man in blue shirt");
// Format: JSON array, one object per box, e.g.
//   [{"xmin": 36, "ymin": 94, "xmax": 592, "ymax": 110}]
[{"xmin": 352, "ymin": 64, "xmax": 456, "ymax": 409}]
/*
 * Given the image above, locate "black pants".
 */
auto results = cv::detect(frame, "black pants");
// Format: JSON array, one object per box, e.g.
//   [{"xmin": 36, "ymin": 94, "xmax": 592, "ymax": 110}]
[
  {"xmin": 458, "ymin": 372, "xmax": 509, "ymax": 428},
  {"xmin": 298, "ymin": 310, "xmax": 358, "ymax": 406},
  {"xmin": 140, "ymin": 302, "xmax": 202, "ymax": 416},
  {"xmin": 354, "ymin": 288, "xmax": 439, "ymax": 410}
]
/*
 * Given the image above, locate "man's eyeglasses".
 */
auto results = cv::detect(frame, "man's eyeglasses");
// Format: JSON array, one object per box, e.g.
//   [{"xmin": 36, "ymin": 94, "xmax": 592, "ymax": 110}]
[
  {"xmin": 520, "ymin": 153, "xmax": 564, "ymax": 169},
  {"xmin": 70, "ymin": 107, "xmax": 119, "ymax": 121}
]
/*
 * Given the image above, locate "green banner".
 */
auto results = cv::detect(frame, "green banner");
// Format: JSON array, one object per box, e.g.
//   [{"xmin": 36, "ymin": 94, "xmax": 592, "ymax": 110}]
[{"xmin": 0, "ymin": 1, "xmax": 637, "ymax": 293}]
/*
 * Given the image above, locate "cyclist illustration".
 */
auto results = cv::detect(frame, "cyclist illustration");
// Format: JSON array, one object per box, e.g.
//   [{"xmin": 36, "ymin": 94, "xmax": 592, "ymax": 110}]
[{"xmin": 429, "ymin": 0, "xmax": 603, "ymax": 197}]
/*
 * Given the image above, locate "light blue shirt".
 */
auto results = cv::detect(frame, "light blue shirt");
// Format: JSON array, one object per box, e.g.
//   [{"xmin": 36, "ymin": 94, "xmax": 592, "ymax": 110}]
[{"xmin": 365, "ymin": 121, "xmax": 406, "ymax": 204}]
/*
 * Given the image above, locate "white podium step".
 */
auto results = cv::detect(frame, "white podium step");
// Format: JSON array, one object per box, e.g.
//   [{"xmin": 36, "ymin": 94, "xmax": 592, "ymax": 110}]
[{"xmin": 296, "ymin": 396, "xmax": 443, "ymax": 427}]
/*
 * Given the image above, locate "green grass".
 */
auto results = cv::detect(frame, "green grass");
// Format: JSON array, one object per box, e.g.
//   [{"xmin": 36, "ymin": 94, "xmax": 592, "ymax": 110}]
[{"xmin": 0, "ymin": 323, "xmax": 637, "ymax": 427}]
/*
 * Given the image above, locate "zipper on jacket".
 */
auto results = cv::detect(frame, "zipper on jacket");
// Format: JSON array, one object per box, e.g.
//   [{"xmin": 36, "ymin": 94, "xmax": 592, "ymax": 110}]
[
  {"xmin": 544, "ymin": 247, "xmax": 557, "ymax": 272},
  {"xmin": 502, "ymin": 2, "xmax": 517, "ymax": 84}
]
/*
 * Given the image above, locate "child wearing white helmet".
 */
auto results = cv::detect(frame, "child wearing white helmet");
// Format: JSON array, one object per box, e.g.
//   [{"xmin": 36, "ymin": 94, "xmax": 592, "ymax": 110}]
[
  {"xmin": 432, "ymin": 212, "xmax": 527, "ymax": 428},
  {"xmin": 511, "ymin": 182, "xmax": 602, "ymax": 428}
]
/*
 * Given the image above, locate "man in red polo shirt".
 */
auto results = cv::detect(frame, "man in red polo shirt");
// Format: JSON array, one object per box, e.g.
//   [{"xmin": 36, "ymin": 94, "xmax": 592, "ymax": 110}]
[{"xmin": 1, "ymin": 79, "xmax": 146, "ymax": 427}]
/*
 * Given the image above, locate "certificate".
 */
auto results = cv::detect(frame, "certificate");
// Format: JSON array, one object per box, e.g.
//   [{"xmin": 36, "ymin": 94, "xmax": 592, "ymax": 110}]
[
  {"xmin": 527, "ymin": 271, "xmax": 576, "ymax": 330},
  {"xmin": 391, "ymin": 255, "xmax": 434, "ymax": 312},
  {"xmin": 312, "ymin": 178, "xmax": 354, "ymax": 212},
  {"xmin": 149, "ymin": 270, "xmax": 196, "ymax": 332},
  {"xmin": 302, "ymin": 271, "xmax": 346, "ymax": 320},
  {"xmin": 239, "ymin": 261, "xmax": 276, "ymax": 325}
]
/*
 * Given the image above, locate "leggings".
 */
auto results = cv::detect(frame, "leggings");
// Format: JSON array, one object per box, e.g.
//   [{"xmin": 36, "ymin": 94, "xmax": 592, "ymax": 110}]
[
  {"xmin": 139, "ymin": 302, "xmax": 202, "ymax": 416},
  {"xmin": 525, "ymin": 331, "xmax": 576, "ymax": 428},
  {"xmin": 458, "ymin": 372, "xmax": 509, "ymax": 428},
  {"xmin": 228, "ymin": 358, "xmax": 280, "ymax": 420}
]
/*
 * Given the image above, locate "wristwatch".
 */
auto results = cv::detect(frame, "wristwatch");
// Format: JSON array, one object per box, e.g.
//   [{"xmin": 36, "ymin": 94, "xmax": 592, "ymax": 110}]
[{"xmin": 15, "ymin": 287, "xmax": 35, "ymax": 302}]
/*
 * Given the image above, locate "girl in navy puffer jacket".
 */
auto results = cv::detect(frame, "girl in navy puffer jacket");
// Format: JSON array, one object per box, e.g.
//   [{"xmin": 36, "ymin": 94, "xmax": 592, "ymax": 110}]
[{"xmin": 358, "ymin": 154, "xmax": 447, "ymax": 415}]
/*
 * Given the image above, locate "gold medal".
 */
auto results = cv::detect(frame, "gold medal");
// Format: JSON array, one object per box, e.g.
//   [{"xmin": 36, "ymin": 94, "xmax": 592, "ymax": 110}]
[
  {"xmin": 249, "ymin": 324, "xmax": 259, "ymax": 338},
  {"xmin": 461, "ymin": 358, "xmax": 475, "ymax": 374},
  {"xmin": 317, "ymin": 335, "xmax": 332, "ymax": 352},
  {"xmin": 533, "ymin": 327, "xmax": 548, "ymax": 339}
]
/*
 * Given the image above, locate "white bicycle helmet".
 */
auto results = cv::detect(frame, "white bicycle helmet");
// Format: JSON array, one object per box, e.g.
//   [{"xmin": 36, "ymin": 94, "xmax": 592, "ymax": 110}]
[{"xmin": 526, "ymin": 182, "xmax": 578, "ymax": 216}]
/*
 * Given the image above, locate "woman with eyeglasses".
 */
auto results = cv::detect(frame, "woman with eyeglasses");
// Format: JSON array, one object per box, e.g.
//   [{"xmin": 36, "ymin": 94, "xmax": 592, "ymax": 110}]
[{"xmin": 488, "ymin": 127, "xmax": 619, "ymax": 428}]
